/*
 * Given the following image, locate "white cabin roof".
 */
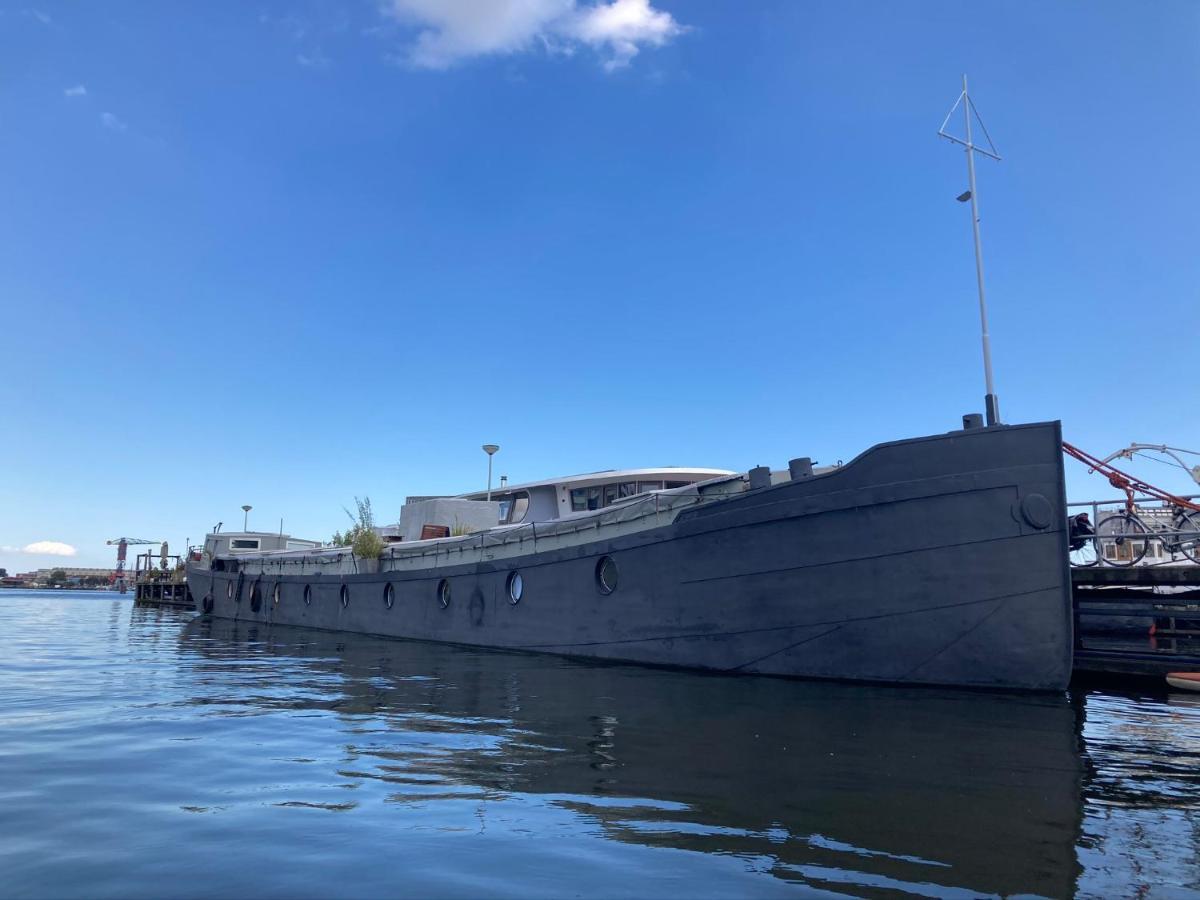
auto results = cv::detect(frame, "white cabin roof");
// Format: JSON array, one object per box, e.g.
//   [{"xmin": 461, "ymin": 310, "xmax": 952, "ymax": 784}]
[{"xmin": 458, "ymin": 467, "xmax": 735, "ymax": 499}]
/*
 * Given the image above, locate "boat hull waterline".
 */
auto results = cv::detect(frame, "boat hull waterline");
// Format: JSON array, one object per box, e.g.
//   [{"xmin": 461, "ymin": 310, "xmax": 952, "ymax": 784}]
[{"xmin": 187, "ymin": 422, "xmax": 1074, "ymax": 691}]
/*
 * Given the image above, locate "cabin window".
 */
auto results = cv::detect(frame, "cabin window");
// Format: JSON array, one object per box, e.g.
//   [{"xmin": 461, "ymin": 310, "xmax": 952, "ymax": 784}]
[
  {"xmin": 506, "ymin": 571, "xmax": 524, "ymax": 604},
  {"xmin": 570, "ymin": 480, "xmax": 692, "ymax": 513},
  {"xmin": 571, "ymin": 486, "xmax": 603, "ymax": 512},
  {"xmin": 497, "ymin": 498, "xmax": 513, "ymax": 521},
  {"xmin": 596, "ymin": 556, "xmax": 619, "ymax": 595},
  {"xmin": 509, "ymin": 493, "xmax": 530, "ymax": 523},
  {"xmin": 230, "ymin": 538, "xmax": 260, "ymax": 551}
]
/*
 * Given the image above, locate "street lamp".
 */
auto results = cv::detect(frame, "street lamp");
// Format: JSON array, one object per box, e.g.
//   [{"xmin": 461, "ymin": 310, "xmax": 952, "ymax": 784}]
[
  {"xmin": 482, "ymin": 445, "xmax": 500, "ymax": 501},
  {"xmin": 242, "ymin": 505, "xmax": 252, "ymax": 531}
]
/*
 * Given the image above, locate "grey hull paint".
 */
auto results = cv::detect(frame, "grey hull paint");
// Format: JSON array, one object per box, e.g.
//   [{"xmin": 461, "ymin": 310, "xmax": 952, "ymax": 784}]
[{"xmin": 188, "ymin": 421, "xmax": 1074, "ymax": 691}]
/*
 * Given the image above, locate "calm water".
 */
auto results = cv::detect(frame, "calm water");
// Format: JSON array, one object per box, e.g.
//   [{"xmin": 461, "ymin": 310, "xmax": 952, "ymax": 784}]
[{"xmin": 1, "ymin": 591, "xmax": 1198, "ymax": 898}]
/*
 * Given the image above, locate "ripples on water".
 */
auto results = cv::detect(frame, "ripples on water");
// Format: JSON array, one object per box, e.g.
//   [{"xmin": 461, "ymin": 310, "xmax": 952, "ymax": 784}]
[{"xmin": 0, "ymin": 591, "xmax": 1198, "ymax": 898}]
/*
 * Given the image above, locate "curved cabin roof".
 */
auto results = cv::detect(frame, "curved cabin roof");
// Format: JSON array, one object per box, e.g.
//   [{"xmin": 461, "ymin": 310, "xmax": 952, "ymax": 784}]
[{"xmin": 457, "ymin": 467, "xmax": 736, "ymax": 499}]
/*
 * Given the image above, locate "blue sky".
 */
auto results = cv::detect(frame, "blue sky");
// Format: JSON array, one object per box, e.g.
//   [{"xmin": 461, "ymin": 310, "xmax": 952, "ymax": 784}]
[{"xmin": 1, "ymin": 0, "xmax": 1197, "ymax": 571}]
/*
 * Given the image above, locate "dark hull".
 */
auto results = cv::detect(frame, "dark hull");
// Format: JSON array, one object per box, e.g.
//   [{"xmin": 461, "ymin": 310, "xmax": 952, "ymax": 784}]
[{"xmin": 188, "ymin": 421, "xmax": 1073, "ymax": 690}]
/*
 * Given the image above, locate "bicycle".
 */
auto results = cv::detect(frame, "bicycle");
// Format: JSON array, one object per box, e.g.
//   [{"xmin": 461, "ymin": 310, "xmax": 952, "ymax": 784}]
[
  {"xmin": 1063, "ymin": 441, "xmax": 1200, "ymax": 567},
  {"xmin": 1088, "ymin": 502, "xmax": 1200, "ymax": 567}
]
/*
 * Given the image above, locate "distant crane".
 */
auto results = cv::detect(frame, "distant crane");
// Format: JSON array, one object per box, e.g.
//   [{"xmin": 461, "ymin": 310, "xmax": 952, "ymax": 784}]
[{"xmin": 106, "ymin": 537, "xmax": 155, "ymax": 594}]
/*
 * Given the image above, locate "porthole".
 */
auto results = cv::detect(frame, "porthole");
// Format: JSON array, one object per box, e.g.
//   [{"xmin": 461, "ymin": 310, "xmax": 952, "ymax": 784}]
[
  {"xmin": 340, "ymin": 584, "xmax": 350, "ymax": 608},
  {"xmin": 303, "ymin": 584, "xmax": 312, "ymax": 606},
  {"xmin": 506, "ymin": 571, "xmax": 523, "ymax": 605},
  {"xmin": 226, "ymin": 581, "xmax": 234, "ymax": 600},
  {"xmin": 383, "ymin": 582, "xmax": 395, "ymax": 609},
  {"xmin": 272, "ymin": 583, "xmax": 282, "ymax": 607},
  {"xmin": 250, "ymin": 581, "xmax": 263, "ymax": 613},
  {"xmin": 437, "ymin": 578, "xmax": 451, "ymax": 609},
  {"xmin": 596, "ymin": 556, "xmax": 618, "ymax": 595}
]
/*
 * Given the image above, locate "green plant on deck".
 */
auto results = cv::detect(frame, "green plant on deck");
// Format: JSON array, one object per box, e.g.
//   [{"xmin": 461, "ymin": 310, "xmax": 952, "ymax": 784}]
[
  {"xmin": 332, "ymin": 496, "xmax": 385, "ymax": 560},
  {"xmin": 450, "ymin": 517, "xmax": 476, "ymax": 537}
]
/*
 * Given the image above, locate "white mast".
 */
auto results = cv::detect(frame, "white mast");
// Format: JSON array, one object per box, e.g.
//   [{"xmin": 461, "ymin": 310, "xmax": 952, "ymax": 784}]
[{"xmin": 939, "ymin": 75, "xmax": 1002, "ymax": 426}]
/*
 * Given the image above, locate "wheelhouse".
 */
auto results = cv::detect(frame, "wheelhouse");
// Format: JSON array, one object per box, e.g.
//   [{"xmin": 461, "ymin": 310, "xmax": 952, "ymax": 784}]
[{"xmin": 459, "ymin": 468, "xmax": 735, "ymax": 525}]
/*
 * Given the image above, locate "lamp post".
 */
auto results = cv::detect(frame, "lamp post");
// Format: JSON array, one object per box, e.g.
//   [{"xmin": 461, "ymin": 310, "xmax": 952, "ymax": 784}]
[
  {"xmin": 242, "ymin": 505, "xmax": 252, "ymax": 531},
  {"xmin": 482, "ymin": 445, "xmax": 500, "ymax": 501}
]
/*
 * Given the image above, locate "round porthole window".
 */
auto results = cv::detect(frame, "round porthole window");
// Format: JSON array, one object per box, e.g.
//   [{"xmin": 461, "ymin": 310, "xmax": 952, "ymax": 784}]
[
  {"xmin": 506, "ymin": 571, "xmax": 523, "ymax": 605},
  {"xmin": 596, "ymin": 556, "xmax": 618, "ymax": 595},
  {"xmin": 437, "ymin": 578, "xmax": 451, "ymax": 609},
  {"xmin": 303, "ymin": 584, "xmax": 312, "ymax": 606},
  {"xmin": 383, "ymin": 582, "xmax": 395, "ymax": 609},
  {"xmin": 272, "ymin": 583, "xmax": 282, "ymax": 607},
  {"xmin": 340, "ymin": 584, "xmax": 350, "ymax": 608},
  {"xmin": 250, "ymin": 581, "xmax": 263, "ymax": 612},
  {"xmin": 226, "ymin": 581, "xmax": 234, "ymax": 600}
]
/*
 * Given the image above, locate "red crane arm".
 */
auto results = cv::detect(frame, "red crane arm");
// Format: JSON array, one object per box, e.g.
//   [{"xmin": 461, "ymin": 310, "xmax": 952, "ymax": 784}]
[{"xmin": 1063, "ymin": 441, "xmax": 1200, "ymax": 513}]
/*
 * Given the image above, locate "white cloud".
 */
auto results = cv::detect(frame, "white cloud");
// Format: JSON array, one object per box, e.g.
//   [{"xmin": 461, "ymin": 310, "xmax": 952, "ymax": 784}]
[
  {"xmin": 100, "ymin": 111, "xmax": 127, "ymax": 132},
  {"xmin": 64, "ymin": 84, "xmax": 87, "ymax": 98},
  {"xmin": 17, "ymin": 541, "xmax": 78, "ymax": 557},
  {"xmin": 572, "ymin": 0, "xmax": 682, "ymax": 70},
  {"xmin": 382, "ymin": 0, "xmax": 684, "ymax": 71}
]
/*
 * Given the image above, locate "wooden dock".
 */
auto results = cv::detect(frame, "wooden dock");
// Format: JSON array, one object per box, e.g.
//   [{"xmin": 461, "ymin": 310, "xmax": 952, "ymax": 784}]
[
  {"xmin": 1073, "ymin": 565, "xmax": 1200, "ymax": 681},
  {"xmin": 134, "ymin": 578, "xmax": 193, "ymax": 608},
  {"xmin": 132, "ymin": 549, "xmax": 194, "ymax": 608}
]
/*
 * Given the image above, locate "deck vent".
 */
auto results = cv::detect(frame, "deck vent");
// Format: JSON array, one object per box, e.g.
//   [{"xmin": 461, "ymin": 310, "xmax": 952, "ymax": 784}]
[
  {"xmin": 962, "ymin": 413, "xmax": 984, "ymax": 430},
  {"xmin": 788, "ymin": 458, "xmax": 813, "ymax": 480},
  {"xmin": 749, "ymin": 466, "xmax": 772, "ymax": 490}
]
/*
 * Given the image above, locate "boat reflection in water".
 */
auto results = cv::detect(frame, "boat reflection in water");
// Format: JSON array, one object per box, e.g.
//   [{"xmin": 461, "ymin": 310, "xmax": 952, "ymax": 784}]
[{"xmin": 179, "ymin": 614, "xmax": 1086, "ymax": 896}]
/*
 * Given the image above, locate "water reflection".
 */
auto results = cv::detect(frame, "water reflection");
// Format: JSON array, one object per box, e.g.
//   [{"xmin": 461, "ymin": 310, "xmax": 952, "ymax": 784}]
[{"xmin": 180, "ymin": 615, "xmax": 1085, "ymax": 897}]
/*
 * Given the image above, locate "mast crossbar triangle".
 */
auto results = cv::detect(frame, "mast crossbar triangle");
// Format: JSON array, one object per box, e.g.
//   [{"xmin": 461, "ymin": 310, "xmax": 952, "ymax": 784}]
[{"xmin": 939, "ymin": 75, "xmax": 1002, "ymax": 427}]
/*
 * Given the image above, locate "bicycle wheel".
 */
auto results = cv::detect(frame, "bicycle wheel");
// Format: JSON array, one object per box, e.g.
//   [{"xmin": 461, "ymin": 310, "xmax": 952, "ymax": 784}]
[
  {"xmin": 1068, "ymin": 535, "xmax": 1099, "ymax": 567},
  {"xmin": 1175, "ymin": 511, "xmax": 1200, "ymax": 564},
  {"xmin": 1095, "ymin": 513, "xmax": 1149, "ymax": 567}
]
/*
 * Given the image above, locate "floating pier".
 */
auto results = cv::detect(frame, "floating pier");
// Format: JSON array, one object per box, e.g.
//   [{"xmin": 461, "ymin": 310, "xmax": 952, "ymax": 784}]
[
  {"xmin": 1073, "ymin": 565, "xmax": 1200, "ymax": 680},
  {"xmin": 133, "ymin": 549, "xmax": 194, "ymax": 609}
]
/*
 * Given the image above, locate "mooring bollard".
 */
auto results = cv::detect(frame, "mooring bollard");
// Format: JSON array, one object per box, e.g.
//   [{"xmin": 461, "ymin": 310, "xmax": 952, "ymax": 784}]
[{"xmin": 788, "ymin": 457, "xmax": 813, "ymax": 480}]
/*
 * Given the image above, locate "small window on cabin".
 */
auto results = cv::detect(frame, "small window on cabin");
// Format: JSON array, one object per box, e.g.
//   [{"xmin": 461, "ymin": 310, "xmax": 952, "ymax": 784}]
[
  {"xmin": 497, "ymin": 498, "xmax": 513, "ymax": 521},
  {"xmin": 664, "ymin": 481, "xmax": 688, "ymax": 489},
  {"xmin": 230, "ymin": 539, "xmax": 260, "ymax": 551},
  {"xmin": 603, "ymin": 483, "xmax": 621, "ymax": 507},
  {"xmin": 570, "ymin": 489, "xmax": 588, "ymax": 512},
  {"xmin": 618, "ymin": 481, "xmax": 638, "ymax": 499},
  {"xmin": 581, "ymin": 487, "xmax": 601, "ymax": 510},
  {"xmin": 637, "ymin": 481, "xmax": 663, "ymax": 493},
  {"xmin": 509, "ymin": 494, "xmax": 530, "ymax": 523}
]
